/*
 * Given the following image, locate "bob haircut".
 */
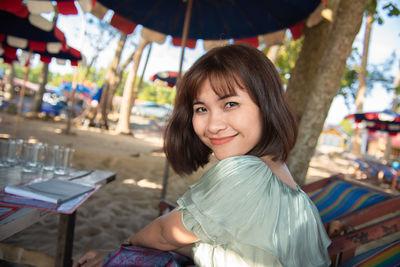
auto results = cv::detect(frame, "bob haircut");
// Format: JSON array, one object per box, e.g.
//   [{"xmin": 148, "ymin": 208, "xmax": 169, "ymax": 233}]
[{"xmin": 164, "ymin": 43, "xmax": 298, "ymax": 175}]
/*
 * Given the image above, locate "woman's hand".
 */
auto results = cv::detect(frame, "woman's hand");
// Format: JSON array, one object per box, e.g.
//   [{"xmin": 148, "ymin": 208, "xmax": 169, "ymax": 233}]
[{"xmin": 72, "ymin": 249, "xmax": 111, "ymax": 267}]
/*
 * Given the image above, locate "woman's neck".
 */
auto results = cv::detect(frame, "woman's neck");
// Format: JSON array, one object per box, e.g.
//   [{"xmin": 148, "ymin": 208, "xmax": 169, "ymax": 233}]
[{"xmin": 260, "ymin": 155, "xmax": 298, "ymax": 190}]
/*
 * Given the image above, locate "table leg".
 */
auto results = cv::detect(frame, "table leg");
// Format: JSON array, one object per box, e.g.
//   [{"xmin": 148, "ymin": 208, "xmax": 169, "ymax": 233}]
[{"xmin": 55, "ymin": 212, "xmax": 76, "ymax": 267}]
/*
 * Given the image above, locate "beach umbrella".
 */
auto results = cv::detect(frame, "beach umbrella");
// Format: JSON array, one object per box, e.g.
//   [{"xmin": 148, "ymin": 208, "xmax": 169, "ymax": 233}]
[
  {"xmin": 150, "ymin": 71, "xmax": 179, "ymax": 88},
  {"xmin": 94, "ymin": 0, "xmax": 322, "ymax": 40},
  {"xmin": 60, "ymin": 82, "xmax": 92, "ymax": 97},
  {"xmin": 0, "ymin": 7, "xmax": 82, "ymax": 136},
  {"xmin": 93, "ymin": 0, "xmax": 325, "ymax": 72},
  {"xmin": 0, "ymin": 10, "xmax": 66, "ymax": 53},
  {"xmin": 0, "ymin": 9, "xmax": 82, "ymax": 64},
  {"xmin": 345, "ymin": 110, "xmax": 400, "ymax": 136}
]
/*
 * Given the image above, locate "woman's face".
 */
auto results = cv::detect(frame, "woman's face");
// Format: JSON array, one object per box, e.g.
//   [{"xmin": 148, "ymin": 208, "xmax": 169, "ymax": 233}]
[{"xmin": 192, "ymin": 79, "xmax": 263, "ymax": 161}]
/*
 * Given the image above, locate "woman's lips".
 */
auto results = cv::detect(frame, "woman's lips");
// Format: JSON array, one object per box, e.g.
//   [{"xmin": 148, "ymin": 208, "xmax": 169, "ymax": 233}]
[{"xmin": 209, "ymin": 135, "xmax": 236, "ymax": 145}]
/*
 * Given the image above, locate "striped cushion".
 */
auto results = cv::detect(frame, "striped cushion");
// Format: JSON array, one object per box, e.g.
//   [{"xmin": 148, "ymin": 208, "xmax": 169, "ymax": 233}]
[
  {"xmin": 309, "ymin": 180, "xmax": 389, "ymax": 223},
  {"xmin": 339, "ymin": 239, "xmax": 400, "ymax": 267}
]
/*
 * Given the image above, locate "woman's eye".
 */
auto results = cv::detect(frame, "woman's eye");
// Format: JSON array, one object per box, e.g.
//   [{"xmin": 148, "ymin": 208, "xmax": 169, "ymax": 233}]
[
  {"xmin": 194, "ymin": 107, "xmax": 207, "ymax": 113},
  {"xmin": 225, "ymin": 102, "xmax": 238, "ymax": 108}
]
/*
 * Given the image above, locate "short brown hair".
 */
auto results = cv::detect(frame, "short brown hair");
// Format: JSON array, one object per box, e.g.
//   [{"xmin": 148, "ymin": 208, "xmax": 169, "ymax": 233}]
[{"xmin": 164, "ymin": 44, "xmax": 298, "ymax": 175}]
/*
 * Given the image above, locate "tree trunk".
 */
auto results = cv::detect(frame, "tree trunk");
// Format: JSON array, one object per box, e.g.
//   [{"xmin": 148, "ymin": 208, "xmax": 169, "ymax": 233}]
[
  {"xmin": 352, "ymin": 0, "xmax": 376, "ymax": 156},
  {"xmin": 31, "ymin": 63, "xmax": 49, "ymax": 114},
  {"xmin": 286, "ymin": 19, "xmax": 334, "ymax": 122},
  {"xmin": 4, "ymin": 64, "xmax": 17, "ymax": 114},
  {"xmin": 97, "ymin": 33, "xmax": 127, "ymax": 129},
  {"xmin": 82, "ymin": 56, "xmax": 96, "ymax": 82},
  {"xmin": 384, "ymin": 64, "xmax": 400, "ymax": 161},
  {"xmin": 266, "ymin": 45, "xmax": 281, "ymax": 64},
  {"xmin": 115, "ymin": 38, "xmax": 149, "ymax": 134},
  {"xmin": 105, "ymin": 49, "xmax": 137, "ymax": 117},
  {"xmin": 4, "ymin": 64, "xmax": 15, "ymax": 101},
  {"xmin": 287, "ymin": 0, "xmax": 367, "ymax": 185}
]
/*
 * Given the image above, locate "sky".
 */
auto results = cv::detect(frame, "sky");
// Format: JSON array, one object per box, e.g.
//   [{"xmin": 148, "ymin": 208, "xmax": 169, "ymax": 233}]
[{"xmin": 46, "ymin": 4, "xmax": 400, "ymax": 126}]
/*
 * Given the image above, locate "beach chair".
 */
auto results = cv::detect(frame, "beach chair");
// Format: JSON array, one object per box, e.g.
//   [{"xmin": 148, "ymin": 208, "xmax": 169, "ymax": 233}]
[
  {"xmin": 350, "ymin": 158, "xmax": 400, "ymax": 190},
  {"xmin": 375, "ymin": 162, "xmax": 396, "ymax": 180},
  {"xmin": 350, "ymin": 158, "xmax": 367, "ymax": 179},
  {"xmin": 329, "ymin": 215, "xmax": 400, "ymax": 266},
  {"xmin": 337, "ymin": 238, "xmax": 400, "ymax": 267},
  {"xmin": 302, "ymin": 174, "xmax": 400, "ymax": 265}
]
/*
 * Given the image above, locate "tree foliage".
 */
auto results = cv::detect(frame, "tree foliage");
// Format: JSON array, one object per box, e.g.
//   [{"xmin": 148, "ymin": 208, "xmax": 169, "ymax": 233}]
[
  {"xmin": 0, "ymin": 61, "xmax": 52, "ymax": 85},
  {"xmin": 337, "ymin": 48, "xmax": 361, "ymax": 108},
  {"xmin": 338, "ymin": 50, "xmax": 396, "ymax": 108},
  {"xmin": 272, "ymin": 36, "xmax": 303, "ymax": 86},
  {"xmin": 340, "ymin": 118, "xmax": 355, "ymax": 136},
  {"xmin": 380, "ymin": 1, "xmax": 400, "ymax": 21},
  {"xmin": 138, "ymin": 83, "xmax": 176, "ymax": 105},
  {"xmin": 335, "ymin": 0, "xmax": 399, "ymax": 110}
]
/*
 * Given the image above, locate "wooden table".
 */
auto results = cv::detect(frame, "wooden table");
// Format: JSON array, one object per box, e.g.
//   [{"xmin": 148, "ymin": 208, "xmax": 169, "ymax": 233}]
[{"xmin": 0, "ymin": 166, "xmax": 116, "ymax": 267}]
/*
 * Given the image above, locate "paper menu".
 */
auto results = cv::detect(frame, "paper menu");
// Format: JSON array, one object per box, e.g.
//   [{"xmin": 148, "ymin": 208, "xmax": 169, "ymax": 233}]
[{"xmin": 4, "ymin": 179, "xmax": 95, "ymax": 205}]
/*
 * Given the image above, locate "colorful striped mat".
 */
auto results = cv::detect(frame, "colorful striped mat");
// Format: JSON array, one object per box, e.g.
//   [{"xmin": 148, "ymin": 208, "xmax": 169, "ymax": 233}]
[
  {"xmin": 309, "ymin": 180, "xmax": 389, "ymax": 223},
  {"xmin": 339, "ymin": 239, "xmax": 400, "ymax": 267}
]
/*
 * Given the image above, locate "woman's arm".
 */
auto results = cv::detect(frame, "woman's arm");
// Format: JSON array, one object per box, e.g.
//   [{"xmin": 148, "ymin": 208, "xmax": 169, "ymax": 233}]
[
  {"xmin": 127, "ymin": 209, "xmax": 199, "ymax": 251},
  {"xmin": 73, "ymin": 209, "xmax": 198, "ymax": 267}
]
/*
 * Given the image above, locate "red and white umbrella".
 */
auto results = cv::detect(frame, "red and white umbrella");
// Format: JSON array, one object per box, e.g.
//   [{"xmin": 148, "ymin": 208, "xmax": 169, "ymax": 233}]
[{"xmin": 345, "ymin": 110, "xmax": 400, "ymax": 136}]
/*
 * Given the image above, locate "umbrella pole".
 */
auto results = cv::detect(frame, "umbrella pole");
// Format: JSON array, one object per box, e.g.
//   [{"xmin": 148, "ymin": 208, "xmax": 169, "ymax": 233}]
[
  {"xmin": 178, "ymin": 0, "xmax": 193, "ymax": 79},
  {"xmin": 161, "ymin": 0, "xmax": 193, "ymax": 201},
  {"xmin": 14, "ymin": 53, "xmax": 32, "ymax": 137},
  {"xmin": 137, "ymin": 43, "xmax": 153, "ymax": 91},
  {"xmin": 65, "ymin": 66, "xmax": 79, "ymax": 135},
  {"xmin": 161, "ymin": 156, "xmax": 170, "ymax": 200}
]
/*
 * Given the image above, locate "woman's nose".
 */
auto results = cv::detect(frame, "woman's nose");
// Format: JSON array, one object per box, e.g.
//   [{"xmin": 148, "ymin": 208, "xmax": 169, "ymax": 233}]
[{"xmin": 207, "ymin": 112, "xmax": 227, "ymax": 133}]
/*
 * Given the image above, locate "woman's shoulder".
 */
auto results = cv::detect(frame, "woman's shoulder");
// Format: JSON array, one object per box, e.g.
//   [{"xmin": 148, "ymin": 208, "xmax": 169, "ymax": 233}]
[
  {"xmin": 201, "ymin": 155, "xmax": 272, "ymax": 185},
  {"xmin": 211, "ymin": 155, "xmax": 269, "ymax": 174}
]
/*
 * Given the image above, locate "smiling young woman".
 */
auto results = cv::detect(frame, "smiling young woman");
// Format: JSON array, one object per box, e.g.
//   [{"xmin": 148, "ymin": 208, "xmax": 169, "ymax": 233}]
[{"xmin": 75, "ymin": 44, "xmax": 331, "ymax": 267}]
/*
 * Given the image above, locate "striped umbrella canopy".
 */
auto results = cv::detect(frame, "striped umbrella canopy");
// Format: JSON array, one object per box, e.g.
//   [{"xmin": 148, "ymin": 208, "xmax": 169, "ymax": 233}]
[
  {"xmin": 0, "ymin": 10, "xmax": 65, "ymax": 52},
  {"xmin": 0, "ymin": 10, "xmax": 81, "ymax": 65},
  {"xmin": 93, "ymin": 0, "xmax": 326, "ymax": 48},
  {"xmin": 0, "ymin": 0, "xmax": 81, "ymax": 17},
  {"xmin": 150, "ymin": 71, "xmax": 179, "ymax": 88},
  {"xmin": 345, "ymin": 110, "xmax": 400, "ymax": 136}
]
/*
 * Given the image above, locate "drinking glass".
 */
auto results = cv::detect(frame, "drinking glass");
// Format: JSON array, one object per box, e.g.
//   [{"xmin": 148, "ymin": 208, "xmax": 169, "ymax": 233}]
[
  {"xmin": 54, "ymin": 146, "xmax": 74, "ymax": 176},
  {"xmin": 7, "ymin": 139, "xmax": 24, "ymax": 165},
  {"xmin": 43, "ymin": 144, "xmax": 57, "ymax": 171},
  {"xmin": 0, "ymin": 139, "xmax": 9, "ymax": 167},
  {"xmin": 21, "ymin": 142, "xmax": 44, "ymax": 173}
]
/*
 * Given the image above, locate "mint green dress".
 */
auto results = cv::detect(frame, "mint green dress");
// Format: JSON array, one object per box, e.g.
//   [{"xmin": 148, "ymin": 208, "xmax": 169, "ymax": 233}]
[{"xmin": 177, "ymin": 155, "xmax": 331, "ymax": 267}]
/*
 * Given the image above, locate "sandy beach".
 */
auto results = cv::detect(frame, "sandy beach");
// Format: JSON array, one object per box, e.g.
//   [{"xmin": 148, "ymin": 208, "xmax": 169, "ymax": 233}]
[{"xmin": 0, "ymin": 113, "xmax": 394, "ymax": 266}]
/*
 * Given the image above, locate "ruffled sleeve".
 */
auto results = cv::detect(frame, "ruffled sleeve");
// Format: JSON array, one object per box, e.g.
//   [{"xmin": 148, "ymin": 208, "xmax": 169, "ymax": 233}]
[{"xmin": 177, "ymin": 155, "xmax": 331, "ymax": 267}]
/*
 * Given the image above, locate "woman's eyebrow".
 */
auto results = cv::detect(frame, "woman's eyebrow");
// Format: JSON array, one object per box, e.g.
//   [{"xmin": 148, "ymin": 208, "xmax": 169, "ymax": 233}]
[
  {"xmin": 218, "ymin": 93, "xmax": 237, "ymax": 101},
  {"xmin": 192, "ymin": 101, "xmax": 204, "ymax": 105}
]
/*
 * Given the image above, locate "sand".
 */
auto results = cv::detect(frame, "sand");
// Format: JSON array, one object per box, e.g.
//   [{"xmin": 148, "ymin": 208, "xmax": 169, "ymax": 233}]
[
  {"xmin": 0, "ymin": 113, "xmax": 395, "ymax": 265},
  {"xmin": 0, "ymin": 113, "xmax": 215, "ymax": 265}
]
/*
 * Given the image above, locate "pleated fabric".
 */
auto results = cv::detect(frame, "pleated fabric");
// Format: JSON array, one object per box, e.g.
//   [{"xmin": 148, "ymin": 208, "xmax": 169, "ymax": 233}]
[{"xmin": 177, "ymin": 155, "xmax": 331, "ymax": 267}]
